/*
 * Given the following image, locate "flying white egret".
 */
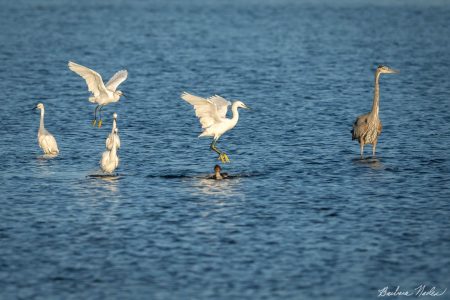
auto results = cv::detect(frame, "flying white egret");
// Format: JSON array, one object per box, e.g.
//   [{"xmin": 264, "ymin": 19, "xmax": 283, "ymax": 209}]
[
  {"xmin": 351, "ymin": 65, "xmax": 398, "ymax": 158},
  {"xmin": 181, "ymin": 92, "xmax": 250, "ymax": 163},
  {"xmin": 34, "ymin": 103, "xmax": 59, "ymax": 156},
  {"xmin": 100, "ymin": 128, "xmax": 120, "ymax": 174},
  {"xmin": 105, "ymin": 113, "xmax": 121, "ymax": 150},
  {"xmin": 68, "ymin": 61, "xmax": 128, "ymax": 128}
]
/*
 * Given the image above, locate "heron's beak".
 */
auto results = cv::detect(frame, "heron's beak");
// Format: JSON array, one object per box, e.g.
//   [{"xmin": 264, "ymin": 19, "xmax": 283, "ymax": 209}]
[
  {"xmin": 243, "ymin": 104, "xmax": 251, "ymax": 110},
  {"xmin": 32, "ymin": 106, "xmax": 37, "ymax": 111},
  {"xmin": 389, "ymin": 69, "xmax": 399, "ymax": 74}
]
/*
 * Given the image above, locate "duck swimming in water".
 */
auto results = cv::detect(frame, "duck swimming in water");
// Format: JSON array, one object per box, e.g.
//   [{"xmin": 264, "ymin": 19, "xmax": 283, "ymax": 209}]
[{"xmin": 212, "ymin": 165, "xmax": 228, "ymax": 180}]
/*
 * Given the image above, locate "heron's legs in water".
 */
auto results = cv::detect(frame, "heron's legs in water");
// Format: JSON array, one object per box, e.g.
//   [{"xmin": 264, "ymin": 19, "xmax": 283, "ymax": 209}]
[
  {"xmin": 372, "ymin": 140, "xmax": 378, "ymax": 157},
  {"xmin": 359, "ymin": 141, "xmax": 365, "ymax": 159},
  {"xmin": 210, "ymin": 140, "xmax": 230, "ymax": 163},
  {"xmin": 92, "ymin": 105, "xmax": 100, "ymax": 126},
  {"xmin": 98, "ymin": 105, "xmax": 104, "ymax": 128}
]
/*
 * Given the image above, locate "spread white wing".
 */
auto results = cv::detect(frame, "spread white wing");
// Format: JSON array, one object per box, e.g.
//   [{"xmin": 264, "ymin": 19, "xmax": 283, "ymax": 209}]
[
  {"xmin": 68, "ymin": 61, "xmax": 108, "ymax": 98},
  {"xmin": 106, "ymin": 70, "xmax": 128, "ymax": 91},
  {"xmin": 181, "ymin": 92, "xmax": 231, "ymax": 129}
]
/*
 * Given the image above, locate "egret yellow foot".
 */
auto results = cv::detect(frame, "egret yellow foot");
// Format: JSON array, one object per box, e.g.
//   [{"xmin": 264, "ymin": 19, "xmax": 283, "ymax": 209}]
[
  {"xmin": 218, "ymin": 153, "xmax": 230, "ymax": 163},
  {"xmin": 92, "ymin": 119, "xmax": 97, "ymax": 126},
  {"xmin": 98, "ymin": 120, "xmax": 103, "ymax": 128}
]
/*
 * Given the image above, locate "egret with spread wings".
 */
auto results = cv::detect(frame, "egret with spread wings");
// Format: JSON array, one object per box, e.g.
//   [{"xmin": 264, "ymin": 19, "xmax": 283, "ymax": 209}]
[
  {"xmin": 181, "ymin": 92, "xmax": 250, "ymax": 163},
  {"xmin": 68, "ymin": 61, "xmax": 128, "ymax": 128}
]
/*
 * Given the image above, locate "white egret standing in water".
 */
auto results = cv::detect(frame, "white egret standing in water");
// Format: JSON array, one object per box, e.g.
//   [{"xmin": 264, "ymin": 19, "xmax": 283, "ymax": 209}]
[
  {"xmin": 181, "ymin": 92, "xmax": 250, "ymax": 163},
  {"xmin": 106, "ymin": 113, "xmax": 121, "ymax": 150},
  {"xmin": 68, "ymin": 61, "xmax": 128, "ymax": 128},
  {"xmin": 100, "ymin": 128, "xmax": 120, "ymax": 174},
  {"xmin": 34, "ymin": 103, "xmax": 59, "ymax": 156}
]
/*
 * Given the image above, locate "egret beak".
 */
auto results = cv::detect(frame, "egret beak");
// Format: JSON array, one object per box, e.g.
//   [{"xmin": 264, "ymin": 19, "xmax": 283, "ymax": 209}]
[{"xmin": 243, "ymin": 104, "xmax": 251, "ymax": 110}]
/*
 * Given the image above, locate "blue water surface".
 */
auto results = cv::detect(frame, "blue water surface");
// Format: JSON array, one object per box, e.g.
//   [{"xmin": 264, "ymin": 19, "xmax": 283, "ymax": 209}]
[{"xmin": 1, "ymin": 0, "xmax": 449, "ymax": 299}]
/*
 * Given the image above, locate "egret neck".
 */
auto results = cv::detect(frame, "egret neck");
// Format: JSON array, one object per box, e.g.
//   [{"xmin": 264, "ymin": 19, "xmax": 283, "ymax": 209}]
[
  {"xmin": 39, "ymin": 107, "xmax": 45, "ymax": 132},
  {"xmin": 230, "ymin": 102, "xmax": 241, "ymax": 128}
]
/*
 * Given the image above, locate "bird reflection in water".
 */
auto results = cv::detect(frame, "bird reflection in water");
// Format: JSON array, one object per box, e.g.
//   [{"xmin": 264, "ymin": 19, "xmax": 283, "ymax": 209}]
[
  {"xmin": 189, "ymin": 166, "xmax": 243, "ymax": 197},
  {"xmin": 88, "ymin": 174, "xmax": 120, "ymax": 193},
  {"xmin": 354, "ymin": 156, "xmax": 384, "ymax": 170}
]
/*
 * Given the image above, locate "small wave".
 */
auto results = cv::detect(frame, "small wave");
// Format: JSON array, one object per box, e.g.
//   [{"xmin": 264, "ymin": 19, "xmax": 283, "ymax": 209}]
[{"xmin": 146, "ymin": 172, "xmax": 265, "ymax": 180}]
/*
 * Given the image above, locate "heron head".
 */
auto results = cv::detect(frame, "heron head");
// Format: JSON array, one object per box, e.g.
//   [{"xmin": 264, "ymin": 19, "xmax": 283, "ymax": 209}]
[
  {"xmin": 377, "ymin": 65, "xmax": 399, "ymax": 74},
  {"xmin": 35, "ymin": 103, "xmax": 44, "ymax": 110},
  {"xmin": 114, "ymin": 128, "xmax": 119, "ymax": 134},
  {"xmin": 113, "ymin": 112, "xmax": 118, "ymax": 119},
  {"xmin": 235, "ymin": 101, "xmax": 250, "ymax": 110}
]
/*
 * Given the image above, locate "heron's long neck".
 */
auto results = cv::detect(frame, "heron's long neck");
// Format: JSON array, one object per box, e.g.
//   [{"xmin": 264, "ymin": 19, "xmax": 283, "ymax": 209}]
[
  {"xmin": 112, "ymin": 119, "xmax": 117, "ymax": 132},
  {"xmin": 39, "ymin": 109, "xmax": 45, "ymax": 131},
  {"xmin": 370, "ymin": 71, "xmax": 381, "ymax": 118},
  {"xmin": 231, "ymin": 103, "xmax": 240, "ymax": 125}
]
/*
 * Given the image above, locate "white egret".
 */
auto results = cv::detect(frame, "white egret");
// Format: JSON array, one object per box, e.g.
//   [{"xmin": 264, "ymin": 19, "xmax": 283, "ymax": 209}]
[
  {"xmin": 105, "ymin": 113, "xmax": 121, "ymax": 150},
  {"xmin": 181, "ymin": 92, "xmax": 250, "ymax": 163},
  {"xmin": 68, "ymin": 61, "xmax": 128, "ymax": 128},
  {"xmin": 100, "ymin": 128, "xmax": 120, "ymax": 174},
  {"xmin": 34, "ymin": 103, "xmax": 59, "ymax": 156}
]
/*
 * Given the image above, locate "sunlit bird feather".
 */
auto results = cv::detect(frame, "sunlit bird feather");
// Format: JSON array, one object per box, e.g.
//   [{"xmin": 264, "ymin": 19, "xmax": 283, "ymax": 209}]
[
  {"xmin": 68, "ymin": 61, "xmax": 128, "ymax": 128},
  {"xmin": 181, "ymin": 92, "xmax": 250, "ymax": 163}
]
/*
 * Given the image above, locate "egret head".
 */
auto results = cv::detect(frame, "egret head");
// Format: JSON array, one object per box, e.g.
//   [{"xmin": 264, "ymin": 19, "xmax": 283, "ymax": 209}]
[
  {"xmin": 234, "ymin": 101, "xmax": 250, "ymax": 110},
  {"xmin": 113, "ymin": 113, "xmax": 118, "ymax": 119},
  {"xmin": 116, "ymin": 90, "xmax": 124, "ymax": 97},
  {"xmin": 114, "ymin": 128, "xmax": 119, "ymax": 134},
  {"xmin": 377, "ymin": 65, "xmax": 399, "ymax": 74},
  {"xmin": 35, "ymin": 103, "xmax": 44, "ymax": 110}
]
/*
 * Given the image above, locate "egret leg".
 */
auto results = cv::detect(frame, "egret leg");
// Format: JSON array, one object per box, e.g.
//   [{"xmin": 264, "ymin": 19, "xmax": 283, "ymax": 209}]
[
  {"xmin": 92, "ymin": 105, "xmax": 99, "ymax": 126},
  {"xmin": 210, "ymin": 140, "xmax": 230, "ymax": 163},
  {"xmin": 98, "ymin": 105, "xmax": 104, "ymax": 128}
]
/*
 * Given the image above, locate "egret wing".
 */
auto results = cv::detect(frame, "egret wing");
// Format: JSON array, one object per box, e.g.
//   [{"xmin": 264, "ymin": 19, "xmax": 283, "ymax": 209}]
[
  {"xmin": 106, "ymin": 133, "xmax": 121, "ymax": 150},
  {"xmin": 208, "ymin": 95, "xmax": 231, "ymax": 119},
  {"xmin": 39, "ymin": 133, "xmax": 59, "ymax": 154},
  {"xmin": 68, "ymin": 61, "xmax": 107, "ymax": 98},
  {"xmin": 106, "ymin": 70, "xmax": 128, "ymax": 91},
  {"xmin": 181, "ymin": 92, "xmax": 225, "ymax": 129}
]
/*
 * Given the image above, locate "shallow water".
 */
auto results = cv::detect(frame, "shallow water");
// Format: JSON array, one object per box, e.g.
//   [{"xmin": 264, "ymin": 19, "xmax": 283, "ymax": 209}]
[{"xmin": 1, "ymin": 0, "xmax": 450, "ymax": 299}]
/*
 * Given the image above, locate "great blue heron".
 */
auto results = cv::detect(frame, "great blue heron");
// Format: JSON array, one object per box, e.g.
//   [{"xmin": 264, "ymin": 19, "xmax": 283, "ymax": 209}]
[
  {"xmin": 34, "ymin": 103, "xmax": 59, "ymax": 156},
  {"xmin": 351, "ymin": 65, "xmax": 398, "ymax": 158},
  {"xmin": 68, "ymin": 61, "xmax": 128, "ymax": 128},
  {"xmin": 181, "ymin": 92, "xmax": 250, "ymax": 163}
]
